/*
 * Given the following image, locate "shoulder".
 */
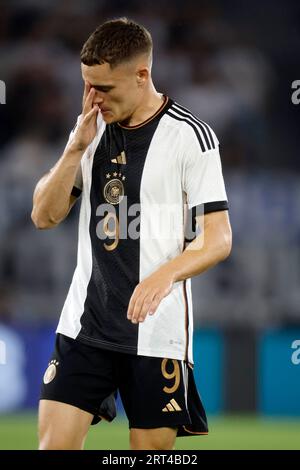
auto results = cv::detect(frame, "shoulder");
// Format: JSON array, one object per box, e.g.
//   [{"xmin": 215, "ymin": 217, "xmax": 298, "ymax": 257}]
[{"xmin": 164, "ymin": 100, "xmax": 219, "ymax": 153}]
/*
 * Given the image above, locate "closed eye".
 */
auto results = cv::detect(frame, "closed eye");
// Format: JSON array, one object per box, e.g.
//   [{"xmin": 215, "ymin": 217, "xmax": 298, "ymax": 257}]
[{"xmin": 93, "ymin": 85, "xmax": 114, "ymax": 93}]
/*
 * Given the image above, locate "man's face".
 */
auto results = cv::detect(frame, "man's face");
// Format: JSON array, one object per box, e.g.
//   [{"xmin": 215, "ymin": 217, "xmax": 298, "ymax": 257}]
[{"xmin": 81, "ymin": 61, "xmax": 145, "ymax": 124}]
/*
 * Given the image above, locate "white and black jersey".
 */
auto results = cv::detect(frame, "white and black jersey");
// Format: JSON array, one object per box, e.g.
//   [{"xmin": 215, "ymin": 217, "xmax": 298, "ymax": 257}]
[{"xmin": 57, "ymin": 97, "xmax": 228, "ymax": 364}]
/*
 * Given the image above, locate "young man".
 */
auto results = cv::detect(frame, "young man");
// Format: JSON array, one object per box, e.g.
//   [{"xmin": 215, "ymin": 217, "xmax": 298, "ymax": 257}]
[{"xmin": 32, "ymin": 18, "xmax": 232, "ymax": 450}]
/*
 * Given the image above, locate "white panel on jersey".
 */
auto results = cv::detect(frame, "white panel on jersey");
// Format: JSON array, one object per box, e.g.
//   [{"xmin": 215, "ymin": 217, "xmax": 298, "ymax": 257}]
[
  {"xmin": 137, "ymin": 112, "xmax": 228, "ymax": 363},
  {"xmin": 138, "ymin": 116, "xmax": 191, "ymax": 361},
  {"xmin": 56, "ymin": 114, "xmax": 106, "ymax": 338}
]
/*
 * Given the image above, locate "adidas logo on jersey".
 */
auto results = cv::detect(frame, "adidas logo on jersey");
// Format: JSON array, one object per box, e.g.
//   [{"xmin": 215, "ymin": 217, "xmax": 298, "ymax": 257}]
[
  {"xmin": 111, "ymin": 151, "xmax": 126, "ymax": 164},
  {"xmin": 162, "ymin": 398, "xmax": 182, "ymax": 412}
]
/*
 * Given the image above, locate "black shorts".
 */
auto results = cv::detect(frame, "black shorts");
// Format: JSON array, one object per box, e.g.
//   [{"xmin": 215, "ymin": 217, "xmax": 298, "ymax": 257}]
[{"xmin": 40, "ymin": 334, "xmax": 208, "ymax": 437}]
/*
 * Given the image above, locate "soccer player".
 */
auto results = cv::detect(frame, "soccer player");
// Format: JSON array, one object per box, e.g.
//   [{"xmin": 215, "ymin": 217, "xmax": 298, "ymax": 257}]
[{"xmin": 32, "ymin": 18, "xmax": 232, "ymax": 450}]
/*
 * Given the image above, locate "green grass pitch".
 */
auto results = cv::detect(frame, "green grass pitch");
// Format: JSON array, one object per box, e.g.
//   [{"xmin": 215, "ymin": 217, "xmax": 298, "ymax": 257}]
[{"xmin": 0, "ymin": 414, "xmax": 299, "ymax": 450}]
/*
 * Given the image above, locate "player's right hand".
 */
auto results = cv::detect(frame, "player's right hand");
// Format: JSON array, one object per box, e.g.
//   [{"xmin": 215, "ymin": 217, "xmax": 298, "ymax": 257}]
[{"xmin": 71, "ymin": 82, "xmax": 100, "ymax": 152}]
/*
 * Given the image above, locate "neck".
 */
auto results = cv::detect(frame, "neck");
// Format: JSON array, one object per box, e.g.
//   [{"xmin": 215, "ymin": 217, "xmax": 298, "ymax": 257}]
[{"xmin": 123, "ymin": 83, "xmax": 164, "ymax": 127}]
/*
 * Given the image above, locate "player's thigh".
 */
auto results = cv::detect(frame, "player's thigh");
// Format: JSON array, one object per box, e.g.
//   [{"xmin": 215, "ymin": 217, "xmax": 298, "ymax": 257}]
[
  {"xmin": 130, "ymin": 427, "xmax": 177, "ymax": 450},
  {"xmin": 38, "ymin": 399, "xmax": 93, "ymax": 450},
  {"xmin": 40, "ymin": 334, "xmax": 118, "ymax": 449}
]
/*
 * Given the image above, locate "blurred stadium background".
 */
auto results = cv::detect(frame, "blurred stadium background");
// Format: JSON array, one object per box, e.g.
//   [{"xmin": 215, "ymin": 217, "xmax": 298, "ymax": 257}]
[{"xmin": 0, "ymin": 0, "xmax": 300, "ymax": 450}]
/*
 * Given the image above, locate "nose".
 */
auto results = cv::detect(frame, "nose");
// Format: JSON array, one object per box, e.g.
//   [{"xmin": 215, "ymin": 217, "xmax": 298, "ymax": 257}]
[{"xmin": 93, "ymin": 90, "xmax": 105, "ymax": 104}]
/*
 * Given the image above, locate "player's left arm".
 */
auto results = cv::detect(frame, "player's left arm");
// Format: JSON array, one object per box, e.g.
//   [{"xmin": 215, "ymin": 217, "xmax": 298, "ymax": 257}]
[{"xmin": 127, "ymin": 209, "xmax": 232, "ymax": 324}]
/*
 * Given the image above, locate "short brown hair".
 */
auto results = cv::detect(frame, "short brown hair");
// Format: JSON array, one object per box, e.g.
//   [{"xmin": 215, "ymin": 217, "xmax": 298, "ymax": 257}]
[{"xmin": 80, "ymin": 18, "xmax": 152, "ymax": 68}]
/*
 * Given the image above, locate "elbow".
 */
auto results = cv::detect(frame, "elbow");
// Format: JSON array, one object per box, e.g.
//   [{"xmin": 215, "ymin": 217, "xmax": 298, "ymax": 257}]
[
  {"xmin": 31, "ymin": 207, "xmax": 58, "ymax": 230},
  {"xmin": 220, "ymin": 229, "xmax": 232, "ymax": 261}
]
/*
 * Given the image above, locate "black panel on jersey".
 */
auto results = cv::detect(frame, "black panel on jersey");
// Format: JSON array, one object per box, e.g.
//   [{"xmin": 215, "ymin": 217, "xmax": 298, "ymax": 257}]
[{"xmin": 77, "ymin": 98, "xmax": 173, "ymax": 353}]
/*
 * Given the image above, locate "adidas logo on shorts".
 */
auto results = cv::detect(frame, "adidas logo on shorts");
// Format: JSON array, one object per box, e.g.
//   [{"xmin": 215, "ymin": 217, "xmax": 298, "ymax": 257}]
[{"xmin": 162, "ymin": 398, "xmax": 182, "ymax": 412}]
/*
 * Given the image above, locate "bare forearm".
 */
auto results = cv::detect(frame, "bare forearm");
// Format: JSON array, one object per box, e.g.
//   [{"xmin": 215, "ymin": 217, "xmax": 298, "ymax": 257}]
[
  {"xmin": 32, "ymin": 83, "xmax": 100, "ymax": 229},
  {"xmin": 162, "ymin": 235, "xmax": 231, "ymax": 283},
  {"xmin": 158, "ymin": 213, "xmax": 232, "ymax": 283},
  {"xmin": 31, "ymin": 143, "xmax": 84, "ymax": 228}
]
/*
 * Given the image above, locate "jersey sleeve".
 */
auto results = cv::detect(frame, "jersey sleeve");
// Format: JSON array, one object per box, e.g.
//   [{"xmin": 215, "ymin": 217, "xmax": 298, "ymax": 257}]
[{"xmin": 182, "ymin": 123, "xmax": 228, "ymax": 213}]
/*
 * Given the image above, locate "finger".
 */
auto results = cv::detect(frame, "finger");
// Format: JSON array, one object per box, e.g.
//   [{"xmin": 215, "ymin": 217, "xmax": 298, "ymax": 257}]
[
  {"xmin": 136, "ymin": 298, "xmax": 153, "ymax": 323},
  {"xmin": 83, "ymin": 88, "xmax": 95, "ymax": 116},
  {"xmin": 82, "ymin": 104, "xmax": 99, "ymax": 123},
  {"xmin": 82, "ymin": 81, "xmax": 91, "ymax": 109},
  {"xmin": 83, "ymin": 87, "xmax": 94, "ymax": 115},
  {"xmin": 130, "ymin": 298, "xmax": 144, "ymax": 324},
  {"xmin": 129, "ymin": 289, "xmax": 150, "ymax": 324},
  {"xmin": 127, "ymin": 291, "xmax": 137, "ymax": 320},
  {"xmin": 138, "ymin": 295, "xmax": 161, "ymax": 322},
  {"xmin": 132, "ymin": 290, "xmax": 157, "ymax": 324}
]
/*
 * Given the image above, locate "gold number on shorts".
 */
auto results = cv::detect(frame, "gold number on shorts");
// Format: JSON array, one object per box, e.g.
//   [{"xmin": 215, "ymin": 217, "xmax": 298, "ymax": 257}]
[
  {"xmin": 103, "ymin": 212, "xmax": 119, "ymax": 251},
  {"xmin": 161, "ymin": 359, "xmax": 180, "ymax": 394}
]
